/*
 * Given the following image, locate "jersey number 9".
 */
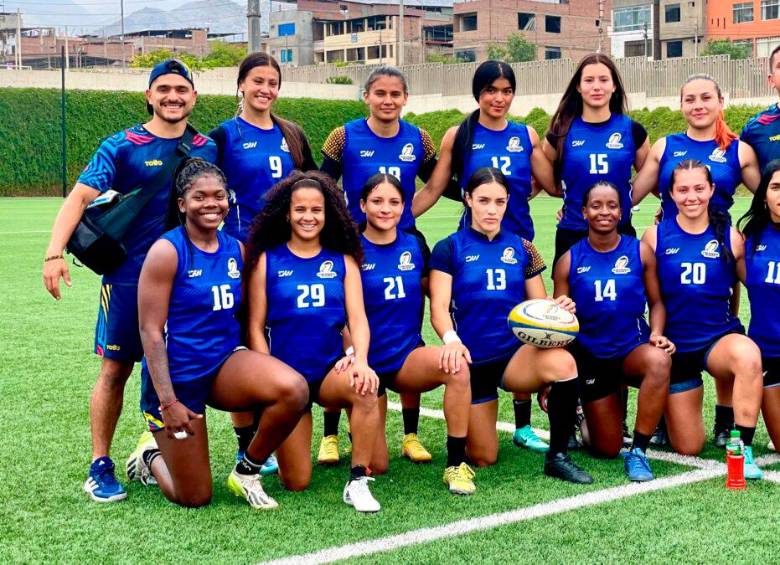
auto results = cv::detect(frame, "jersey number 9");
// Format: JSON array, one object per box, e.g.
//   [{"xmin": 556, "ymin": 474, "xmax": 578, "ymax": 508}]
[{"xmin": 269, "ymin": 156, "xmax": 283, "ymax": 179}]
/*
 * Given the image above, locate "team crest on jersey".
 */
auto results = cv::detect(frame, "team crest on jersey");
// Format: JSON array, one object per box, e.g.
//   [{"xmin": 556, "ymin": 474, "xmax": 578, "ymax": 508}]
[
  {"xmin": 701, "ymin": 239, "xmax": 721, "ymax": 259},
  {"xmin": 281, "ymin": 138, "xmax": 290, "ymax": 153},
  {"xmin": 317, "ymin": 260, "xmax": 337, "ymax": 279},
  {"xmin": 398, "ymin": 251, "xmax": 415, "ymax": 271},
  {"xmin": 398, "ymin": 143, "xmax": 416, "ymax": 162},
  {"xmin": 606, "ymin": 132, "xmax": 624, "ymax": 150},
  {"xmin": 755, "ymin": 244, "xmax": 767, "ymax": 252},
  {"xmin": 571, "ymin": 140, "xmax": 586, "ymax": 147},
  {"xmin": 708, "ymin": 148, "xmax": 727, "ymax": 163},
  {"xmin": 611, "ymin": 255, "xmax": 631, "ymax": 274},
  {"xmin": 500, "ymin": 247, "xmax": 518, "ymax": 265},
  {"xmin": 506, "ymin": 137, "xmax": 523, "ymax": 153},
  {"xmin": 227, "ymin": 258, "xmax": 241, "ymax": 279}
]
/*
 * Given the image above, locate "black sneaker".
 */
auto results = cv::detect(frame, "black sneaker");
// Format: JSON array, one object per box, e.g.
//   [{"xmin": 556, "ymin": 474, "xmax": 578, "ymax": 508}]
[
  {"xmin": 712, "ymin": 425, "xmax": 730, "ymax": 449},
  {"xmin": 567, "ymin": 432, "xmax": 581, "ymax": 450},
  {"xmin": 544, "ymin": 452, "xmax": 594, "ymax": 484},
  {"xmin": 649, "ymin": 425, "xmax": 668, "ymax": 446}
]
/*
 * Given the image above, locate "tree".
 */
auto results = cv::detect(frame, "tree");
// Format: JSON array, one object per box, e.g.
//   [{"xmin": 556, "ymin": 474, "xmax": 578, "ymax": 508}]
[
  {"xmin": 700, "ymin": 39, "xmax": 750, "ymax": 60},
  {"xmin": 201, "ymin": 41, "xmax": 246, "ymax": 68},
  {"xmin": 486, "ymin": 33, "xmax": 536, "ymax": 63},
  {"xmin": 426, "ymin": 53, "xmax": 465, "ymax": 65},
  {"xmin": 130, "ymin": 49, "xmax": 201, "ymax": 70}
]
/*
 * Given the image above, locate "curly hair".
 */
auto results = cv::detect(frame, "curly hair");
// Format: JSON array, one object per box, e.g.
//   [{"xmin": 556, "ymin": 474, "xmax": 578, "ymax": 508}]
[
  {"xmin": 166, "ymin": 158, "xmax": 228, "ymax": 229},
  {"xmin": 244, "ymin": 170, "xmax": 362, "ymax": 272}
]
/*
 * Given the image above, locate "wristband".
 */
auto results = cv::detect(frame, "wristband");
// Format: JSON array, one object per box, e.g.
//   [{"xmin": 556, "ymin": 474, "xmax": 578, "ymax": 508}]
[
  {"xmin": 159, "ymin": 398, "xmax": 179, "ymax": 412},
  {"xmin": 442, "ymin": 330, "xmax": 461, "ymax": 345},
  {"xmin": 44, "ymin": 254, "xmax": 64, "ymax": 262},
  {"xmin": 345, "ymin": 346, "xmax": 355, "ymax": 356}
]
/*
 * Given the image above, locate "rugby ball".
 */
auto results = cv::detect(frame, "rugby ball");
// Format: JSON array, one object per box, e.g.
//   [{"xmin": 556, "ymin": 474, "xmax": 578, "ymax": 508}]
[{"xmin": 507, "ymin": 299, "xmax": 579, "ymax": 349}]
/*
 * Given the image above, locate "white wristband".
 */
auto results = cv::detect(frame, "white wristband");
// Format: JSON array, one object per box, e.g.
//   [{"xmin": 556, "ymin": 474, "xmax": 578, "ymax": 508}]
[
  {"xmin": 442, "ymin": 330, "xmax": 461, "ymax": 345},
  {"xmin": 345, "ymin": 345, "xmax": 355, "ymax": 356}
]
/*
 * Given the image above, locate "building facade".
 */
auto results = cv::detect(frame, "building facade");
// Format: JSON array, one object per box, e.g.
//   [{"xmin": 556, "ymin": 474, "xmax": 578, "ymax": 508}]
[
  {"xmin": 610, "ymin": 0, "xmax": 656, "ymax": 58},
  {"xmin": 707, "ymin": 0, "xmax": 780, "ymax": 57},
  {"xmin": 266, "ymin": 10, "xmax": 316, "ymax": 66}
]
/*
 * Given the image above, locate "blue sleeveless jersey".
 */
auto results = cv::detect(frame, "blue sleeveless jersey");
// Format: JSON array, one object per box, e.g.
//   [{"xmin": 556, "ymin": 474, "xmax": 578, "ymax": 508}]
[
  {"xmin": 341, "ymin": 118, "xmax": 424, "ymax": 230},
  {"xmin": 141, "ymin": 227, "xmax": 243, "ymax": 383},
  {"xmin": 744, "ymin": 226, "xmax": 780, "ymax": 357},
  {"xmin": 264, "ymin": 245, "xmax": 346, "ymax": 382},
  {"xmin": 430, "ymin": 228, "xmax": 544, "ymax": 364},
  {"xmin": 568, "ymin": 236, "xmax": 649, "ymax": 358},
  {"xmin": 658, "ymin": 133, "xmax": 741, "ymax": 219},
  {"xmin": 559, "ymin": 114, "xmax": 636, "ymax": 231},
  {"xmin": 77, "ymin": 125, "xmax": 217, "ymax": 284},
  {"xmin": 214, "ymin": 118, "xmax": 295, "ymax": 241},
  {"xmin": 459, "ymin": 121, "xmax": 535, "ymax": 240},
  {"xmin": 740, "ymin": 104, "xmax": 780, "ymax": 173},
  {"xmin": 656, "ymin": 219, "xmax": 741, "ymax": 352},
  {"xmin": 361, "ymin": 232, "xmax": 426, "ymax": 373}
]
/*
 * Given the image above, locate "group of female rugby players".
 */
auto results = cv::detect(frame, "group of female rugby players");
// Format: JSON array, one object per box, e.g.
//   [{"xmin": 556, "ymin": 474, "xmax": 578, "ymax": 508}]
[{"xmin": 124, "ymin": 48, "xmax": 780, "ymax": 513}]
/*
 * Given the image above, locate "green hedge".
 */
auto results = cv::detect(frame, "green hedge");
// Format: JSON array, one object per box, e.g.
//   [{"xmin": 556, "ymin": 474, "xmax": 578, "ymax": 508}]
[
  {"xmin": 0, "ymin": 88, "xmax": 366, "ymax": 196},
  {"xmin": 0, "ymin": 87, "xmax": 768, "ymax": 196}
]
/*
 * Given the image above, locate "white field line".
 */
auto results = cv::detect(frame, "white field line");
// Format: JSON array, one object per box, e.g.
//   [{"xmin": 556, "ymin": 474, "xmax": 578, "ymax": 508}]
[
  {"xmin": 264, "ymin": 467, "xmax": 723, "ymax": 565},
  {"xmin": 754, "ymin": 453, "xmax": 780, "ymax": 466},
  {"xmin": 761, "ymin": 471, "xmax": 780, "ymax": 484},
  {"xmin": 0, "ymin": 230, "xmax": 50, "ymax": 235}
]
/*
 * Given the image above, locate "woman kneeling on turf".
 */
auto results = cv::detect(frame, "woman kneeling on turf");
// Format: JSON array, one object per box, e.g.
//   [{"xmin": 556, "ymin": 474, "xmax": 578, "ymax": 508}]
[
  {"xmin": 429, "ymin": 167, "xmax": 592, "ymax": 484},
  {"xmin": 337, "ymin": 172, "xmax": 474, "ymax": 494},
  {"xmin": 129, "ymin": 159, "xmax": 309, "ymax": 509},
  {"xmin": 553, "ymin": 181, "xmax": 673, "ymax": 482},
  {"xmin": 245, "ymin": 171, "xmax": 383, "ymax": 512},
  {"xmin": 642, "ymin": 159, "xmax": 763, "ymax": 478}
]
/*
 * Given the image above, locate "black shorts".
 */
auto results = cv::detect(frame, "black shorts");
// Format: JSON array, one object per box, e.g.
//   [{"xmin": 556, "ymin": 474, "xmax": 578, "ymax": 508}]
[
  {"xmin": 553, "ymin": 224, "xmax": 636, "ymax": 269},
  {"xmin": 570, "ymin": 343, "xmax": 635, "ymax": 403},
  {"xmin": 305, "ymin": 356, "xmax": 341, "ymax": 410},
  {"xmin": 376, "ymin": 341, "xmax": 425, "ymax": 397},
  {"xmin": 764, "ymin": 357, "xmax": 780, "ymax": 388},
  {"xmin": 669, "ymin": 329, "xmax": 744, "ymax": 394},
  {"xmin": 470, "ymin": 356, "xmax": 512, "ymax": 405}
]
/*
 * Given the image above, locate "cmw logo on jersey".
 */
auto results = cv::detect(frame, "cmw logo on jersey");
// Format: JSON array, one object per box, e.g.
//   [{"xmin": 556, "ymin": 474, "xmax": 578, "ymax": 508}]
[
  {"xmin": 360, "ymin": 150, "xmax": 375, "ymax": 158},
  {"xmin": 398, "ymin": 143, "xmax": 416, "ymax": 162},
  {"xmin": 506, "ymin": 137, "xmax": 523, "ymax": 153},
  {"xmin": 665, "ymin": 247, "xmax": 680, "ymax": 255},
  {"xmin": 188, "ymin": 269, "xmax": 202, "ymax": 278},
  {"xmin": 708, "ymin": 148, "xmax": 727, "ymax": 163},
  {"xmin": 577, "ymin": 266, "xmax": 591, "ymax": 274},
  {"xmin": 465, "ymin": 255, "xmax": 480, "ymax": 262},
  {"xmin": 317, "ymin": 260, "xmax": 337, "ymax": 279},
  {"xmin": 361, "ymin": 263, "xmax": 376, "ymax": 271},
  {"xmin": 500, "ymin": 247, "xmax": 518, "ymax": 265},
  {"xmin": 571, "ymin": 140, "xmax": 586, "ymax": 147},
  {"xmin": 606, "ymin": 132, "xmax": 624, "ymax": 149},
  {"xmin": 673, "ymin": 150, "xmax": 688, "ymax": 158},
  {"xmin": 281, "ymin": 138, "xmax": 290, "ymax": 153},
  {"xmin": 472, "ymin": 143, "xmax": 485, "ymax": 150},
  {"xmin": 398, "ymin": 251, "xmax": 415, "ymax": 271},
  {"xmin": 227, "ymin": 258, "xmax": 241, "ymax": 279},
  {"xmin": 701, "ymin": 239, "xmax": 721, "ymax": 259},
  {"xmin": 242, "ymin": 141, "xmax": 257, "ymax": 150},
  {"xmin": 755, "ymin": 244, "xmax": 767, "ymax": 252},
  {"xmin": 277, "ymin": 270, "xmax": 294, "ymax": 277},
  {"xmin": 611, "ymin": 255, "xmax": 631, "ymax": 274}
]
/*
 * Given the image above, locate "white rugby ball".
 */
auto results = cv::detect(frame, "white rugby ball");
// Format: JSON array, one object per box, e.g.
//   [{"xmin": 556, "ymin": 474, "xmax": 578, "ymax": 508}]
[{"xmin": 507, "ymin": 298, "xmax": 579, "ymax": 349}]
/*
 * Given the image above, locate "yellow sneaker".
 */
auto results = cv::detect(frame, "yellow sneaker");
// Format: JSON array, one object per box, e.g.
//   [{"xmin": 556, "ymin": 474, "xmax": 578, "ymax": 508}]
[
  {"xmin": 402, "ymin": 433, "xmax": 432, "ymax": 463},
  {"xmin": 317, "ymin": 434, "xmax": 340, "ymax": 465},
  {"xmin": 443, "ymin": 462, "xmax": 476, "ymax": 495}
]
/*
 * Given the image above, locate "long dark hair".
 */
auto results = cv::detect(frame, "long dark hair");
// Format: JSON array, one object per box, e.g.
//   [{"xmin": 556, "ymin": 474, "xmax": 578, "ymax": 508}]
[
  {"xmin": 548, "ymin": 54, "xmax": 628, "ymax": 179},
  {"xmin": 236, "ymin": 52, "xmax": 307, "ymax": 168},
  {"xmin": 244, "ymin": 171, "xmax": 362, "ymax": 272},
  {"xmin": 738, "ymin": 159, "xmax": 780, "ymax": 254},
  {"xmin": 360, "ymin": 172, "xmax": 405, "ymax": 203},
  {"xmin": 464, "ymin": 166, "xmax": 508, "ymax": 199},
  {"xmin": 671, "ymin": 159, "xmax": 733, "ymax": 263},
  {"xmin": 166, "ymin": 158, "xmax": 228, "ymax": 229},
  {"xmin": 452, "ymin": 60, "xmax": 516, "ymax": 184}
]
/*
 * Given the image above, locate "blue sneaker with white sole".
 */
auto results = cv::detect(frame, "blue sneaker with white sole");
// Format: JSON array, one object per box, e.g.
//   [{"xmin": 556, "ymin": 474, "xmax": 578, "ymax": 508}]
[
  {"xmin": 744, "ymin": 446, "xmax": 763, "ymax": 480},
  {"xmin": 235, "ymin": 450, "xmax": 279, "ymax": 476},
  {"xmin": 84, "ymin": 456, "xmax": 127, "ymax": 502},
  {"xmin": 623, "ymin": 447, "xmax": 654, "ymax": 482}
]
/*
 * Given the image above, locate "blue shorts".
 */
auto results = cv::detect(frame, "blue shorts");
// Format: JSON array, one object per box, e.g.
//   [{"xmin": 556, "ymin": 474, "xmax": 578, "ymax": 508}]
[{"xmin": 94, "ymin": 282, "xmax": 143, "ymax": 363}]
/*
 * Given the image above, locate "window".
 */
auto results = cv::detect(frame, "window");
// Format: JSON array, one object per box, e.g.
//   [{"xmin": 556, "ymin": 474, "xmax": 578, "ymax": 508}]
[
  {"xmin": 614, "ymin": 5, "xmax": 651, "ymax": 32},
  {"xmin": 733, "ymin": 2, "xmax": 754, "ymax": 23},
  {"xmin": 348, "ymin": 19, "xmax": 364, "ymax": 33},
  {"xmin": 366, "ymin": 16, "xmax": 387, "ymax": 31},
  {"xmin": 367, "ymin": 45, "xmax": 389, "ymax": 60},
  {"xmin": 518, "ymin": 12, "xmax": 535, "ymax": 31},
  {"xmin": 346, "ymin": 47, "xmax": 364, "ymax": 62},
  {"xmin": 762, "ymin": 0, "xmax": 780, "ymax": 20},
  {"xmin": 455, "ymin": 48, "xmax": 476, "ymax": 62},
  {"xmin": 665, "ymin": 3, "xmax": 681, "ymax": 23},
  {"xmin": 460, "ymin": 13, "xmax": 478, "ymax": 32},
  {"xmin": 545, "ymin": 15, "xmax": 561, "ymax": 33},
  {"xmin": 278, "ymin": 23, "xmax": 295, "ymax": 37},
  {"xmin": 325, "ymin": 50, "xmax": 344, "ymax": 63},
  {"xmin": 280, "ymin": 48, "xmax": 293, "ymax": 63},
  {"xmin": 625, "ymin": 40, "xmax": 647, "ymax": 57},
  {"xmin": 666, "ymin": 40, "xmax": 683, "ymax": 58},
  {"xmin": 545, "ymin": 46, "xmax": 562, "ymax": 59}
]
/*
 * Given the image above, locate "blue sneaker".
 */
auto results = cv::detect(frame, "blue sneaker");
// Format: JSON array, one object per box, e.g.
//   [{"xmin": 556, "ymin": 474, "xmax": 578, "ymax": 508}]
[
  {"xmin": 235, "ymin": 450, "xmax": 278, "ymax": 477},
  {"xmin": 84, "ymin": 456, "xmax": 127, "ymax": 502},
  {"xmin": 623, "ymin": 447, "xmax": 654, "ymax": 482},
  {"xmin": 744, "ymin": 446, "xmax": 763, "ymax": 480},
  {"xmin": 512, "ymin": 425, "xmax": 549, "ymax": 453}
]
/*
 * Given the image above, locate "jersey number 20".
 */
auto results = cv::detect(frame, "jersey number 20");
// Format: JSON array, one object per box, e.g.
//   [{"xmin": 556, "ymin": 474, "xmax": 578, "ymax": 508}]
[{"xmin": 680, "ymin": 262, "xmax": 706, "ymax": 285}]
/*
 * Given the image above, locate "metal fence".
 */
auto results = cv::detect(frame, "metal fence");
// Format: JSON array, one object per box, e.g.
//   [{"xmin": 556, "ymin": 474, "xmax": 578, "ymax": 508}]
[{"xmin": 282, "ymin": 55, "xmax": 775, "ymax": 99}]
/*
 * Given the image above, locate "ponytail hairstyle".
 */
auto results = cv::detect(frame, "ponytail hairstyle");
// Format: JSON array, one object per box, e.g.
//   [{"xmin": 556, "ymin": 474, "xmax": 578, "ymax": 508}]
[
  {"xmin": 671, "ymin": 159, "xmax": 733, "ymax": 263},
  {"xmin": 680, "ymin": 74, "xmax": 737, "ymax": 151},
  {"xmin": 236, "ymin": 52, "xmax": 308, "ymax": 169},
  {"xmin": 451, "ymin": 60, "xmax": 516, "ymax": 184},
  {"xmin": 738, "ymin": 159, "xmax": 780, "ymax": 255},
  {"xmin": 167, "ymin": 158, "xmax": 228, "ymax": 229},
  {"xmin": 464, "ymin": 166, "xmax": 509, "ymax": 203},
  {"xmin": 360, "ymin": 172, "xmax": 405, "ymax": 203}
]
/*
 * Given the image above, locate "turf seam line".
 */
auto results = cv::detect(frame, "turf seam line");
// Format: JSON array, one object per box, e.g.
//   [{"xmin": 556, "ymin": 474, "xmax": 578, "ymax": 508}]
[{"xmin": 263, "ymin": 467, "xmax": 723, "ymax": 565}]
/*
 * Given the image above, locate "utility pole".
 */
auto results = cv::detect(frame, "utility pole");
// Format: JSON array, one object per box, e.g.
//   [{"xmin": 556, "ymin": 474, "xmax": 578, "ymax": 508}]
[
  {"xmin": 120, "ymin": 0, "xmax": 125, "ymax": 70},
  {"xmin": 694, "ymin": 20, "xmax": 698, "ymax": 57},
  {"xmin": 398, "ymin": 0, "xmax": 404, "ymax": 66},
  {"xmin": 596, "ymin": 0, "xmax": 604, "ymax": 53},
  {"xmin": 248, "ymin": 0, "xmax": 261, "ymax": 53},
  {"xmin": 643, "ymin": 22, "xmax": 648, "ymax": 58},
  {"xmin": 15, "ymin": 8, "xmax": 21, "ymax": 69},
  {"xmin": 64, "ymin": 25, "xmax": 69, "ymax": 71},
  {"xmin": 379, "ymin": 29, "xmax": 383, "ymax": 64}
]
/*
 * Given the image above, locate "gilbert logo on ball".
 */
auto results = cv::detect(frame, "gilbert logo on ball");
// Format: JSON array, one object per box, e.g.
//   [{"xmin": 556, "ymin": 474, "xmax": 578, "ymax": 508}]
[{"xmin": 507, "ymin": 298, "xmax": 579, "ymax": 349}]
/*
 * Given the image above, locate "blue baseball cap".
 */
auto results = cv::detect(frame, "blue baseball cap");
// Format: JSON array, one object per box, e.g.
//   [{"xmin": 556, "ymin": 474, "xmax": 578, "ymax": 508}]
[{"xmin": 148, "ymin": 58, "xmax": 194, "ymax": 88}]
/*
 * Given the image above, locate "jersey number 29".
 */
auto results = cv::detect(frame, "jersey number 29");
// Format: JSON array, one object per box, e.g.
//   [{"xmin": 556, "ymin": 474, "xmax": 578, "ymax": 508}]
[{"xmin": 297, "ymin": 284, "xmax": 325, "ymax": 308}]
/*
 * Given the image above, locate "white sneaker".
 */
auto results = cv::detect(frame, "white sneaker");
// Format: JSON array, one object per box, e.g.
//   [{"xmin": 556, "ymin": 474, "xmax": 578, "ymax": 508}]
[
  {"xmin": 343, "ymin": 476, "xmax": 381, "ymax": 513},
  {"xmin": 126, "ymin": 430, "xmax": 158, "ymax": 486},
  {"xmin": 227, "ymin": 469, "xmax": 278, "ymax": 509}
]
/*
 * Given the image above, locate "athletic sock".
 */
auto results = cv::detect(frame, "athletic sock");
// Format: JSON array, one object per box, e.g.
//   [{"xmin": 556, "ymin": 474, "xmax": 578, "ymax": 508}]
[
  {"xmin": 621, "ymin": 388, "xmax": 629, "ymax": 428},
  {"xmin": 735, "ymin": 424, "xmax": 756, "ymax": 447},
  {"xmin": 402, "ymin": 408, "xmax": 420, "ymax": 435},
  {"xmin": 350, "ymin": 465, "xmax": 367, "ymax": 480},
  {"xmin": 546, "ymin": 378, "xmax": 578, "ymax": 457},
  {"xmin": 631, "ymin": 431, "xmax": 651, "ymax": 452},
  {"xmin": 234, "ymin": 425, "xmax": 256, "ymax": 453},
  {"xmin": 235, "ymin": 453, "xmax": 263, "ymax": 476},
  {"xmin": 715, "ymin": 405, "xmax": 735, "ymax": 431},
  {"xmin": 446, "ymin": 436, "xmax": 467, "ymax": 467},
  {"xmin": 141, "ymin": 447, "xmax": 161, "ymax": 469},
  {"xmin": 323, "ymin": 410, "xmax": 341, "ymax": 437},
  {"xmin": 513, "ymin": 399, "xmax": 532, "ymax": 429}
]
